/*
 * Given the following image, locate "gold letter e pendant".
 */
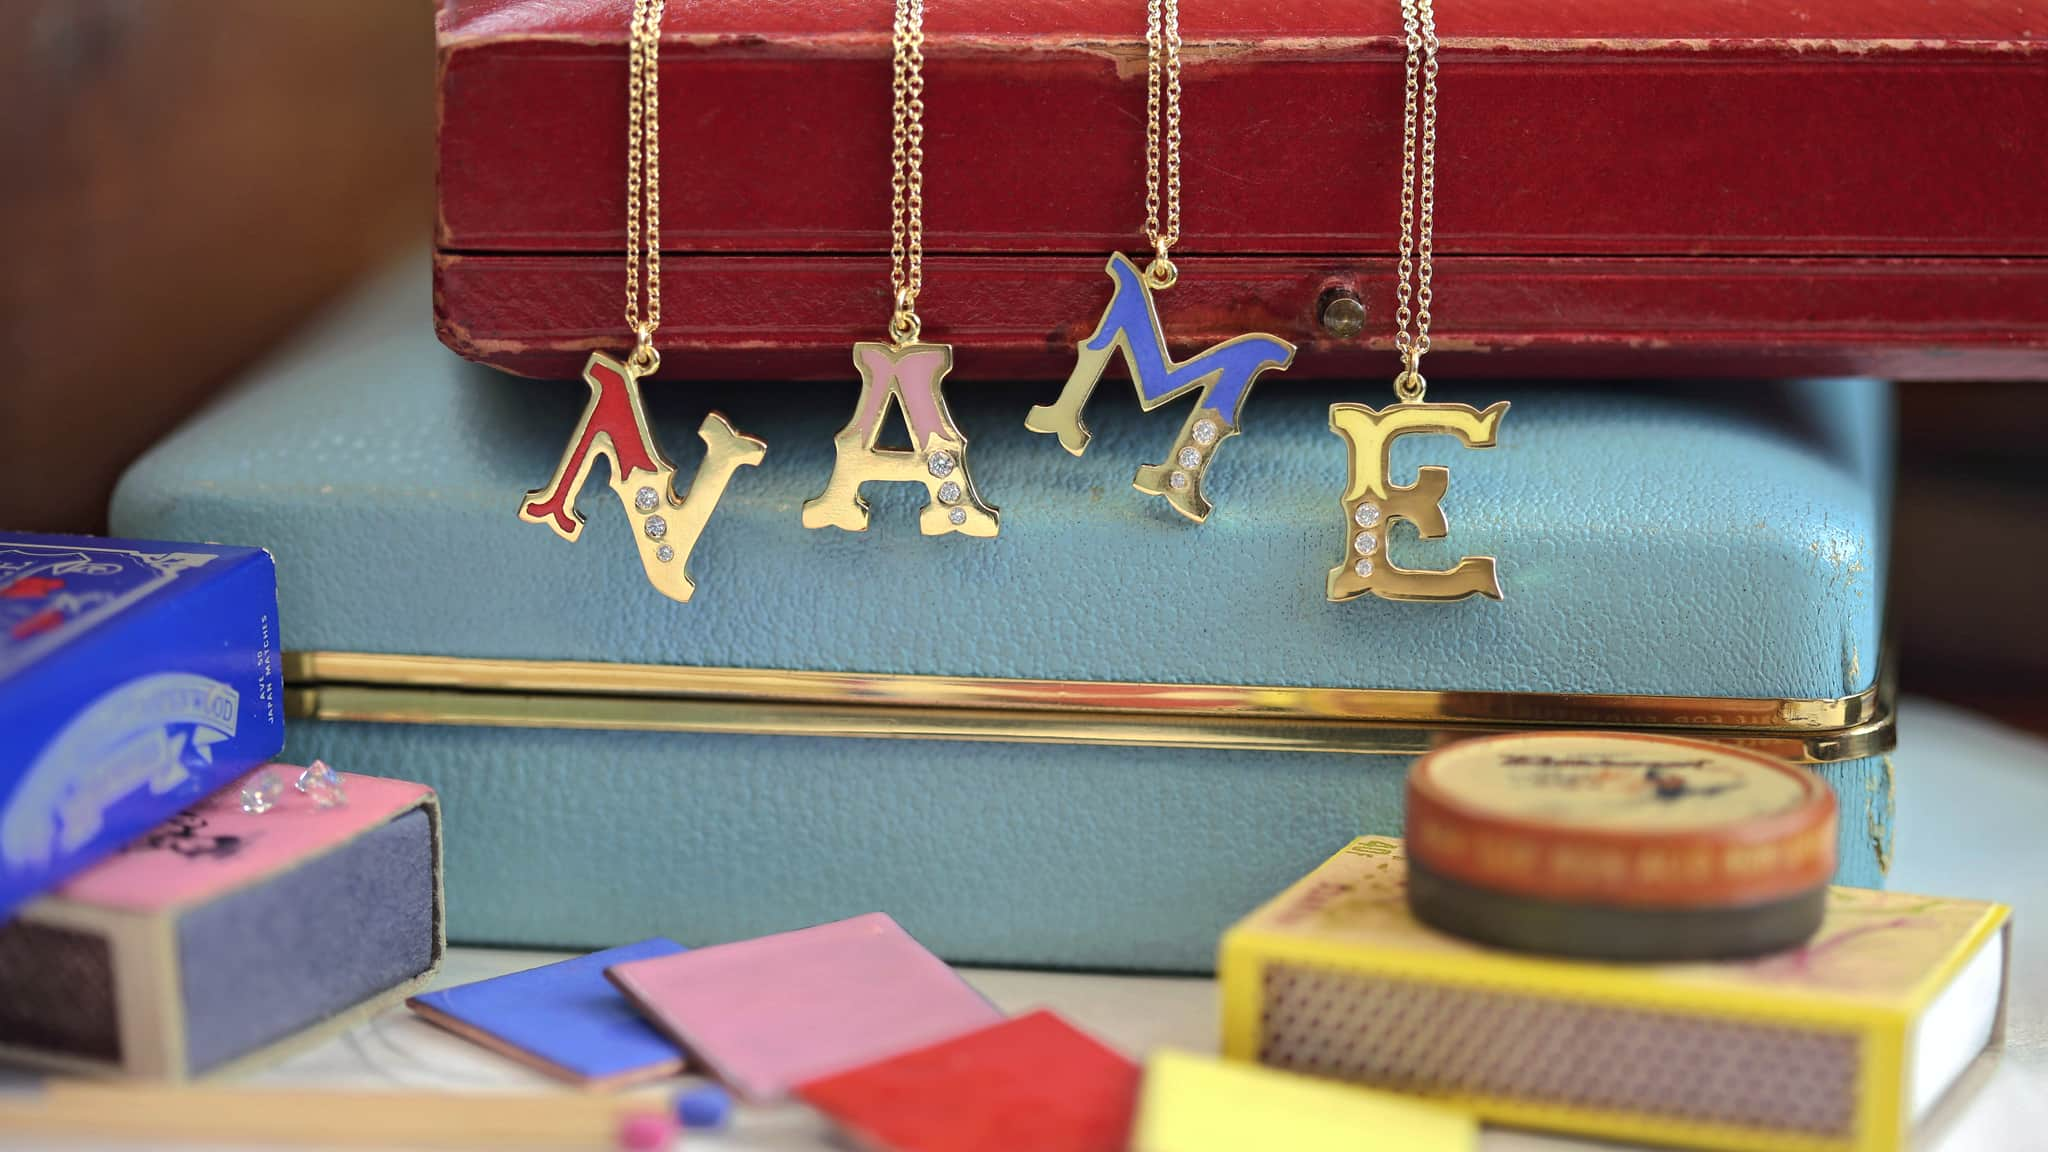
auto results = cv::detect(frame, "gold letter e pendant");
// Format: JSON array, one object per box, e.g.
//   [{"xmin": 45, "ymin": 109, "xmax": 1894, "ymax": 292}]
[
  {"xmin": 1326, "ymin": 371, "xmax": 1507, "ymax": 603},
  {"xmin": 1329, "ymin": 0, "xmax": 1509, "ymax": 605}
]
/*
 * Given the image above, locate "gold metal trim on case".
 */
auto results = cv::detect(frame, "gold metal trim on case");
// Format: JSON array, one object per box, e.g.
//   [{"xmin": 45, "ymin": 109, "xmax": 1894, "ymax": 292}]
[{"xmin": 282, "ymin": 652, "xmax": 1894, "ymax": 765}]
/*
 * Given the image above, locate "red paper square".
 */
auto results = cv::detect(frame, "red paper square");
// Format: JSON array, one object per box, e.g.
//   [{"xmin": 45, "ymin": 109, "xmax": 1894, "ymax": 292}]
[{"xmin": 796, "ymin": 1010, "xmax": 1139, "ymax": 1152}]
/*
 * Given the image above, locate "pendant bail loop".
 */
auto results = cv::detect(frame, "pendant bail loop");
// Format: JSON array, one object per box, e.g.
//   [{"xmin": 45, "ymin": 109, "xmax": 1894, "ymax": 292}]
[
  {"xmin": 1143, "ymin": 246, "xmax": 1179, "ymax": 291},
  {"xmin": 889, "ymin": 287, "xmax": 922, "ymax": 346},
  {"xmin": 1394, "ymin": 348, "xmax": 1427, "ymax": 403},
  {"xmin": 628, "ymin": 323, "xmax": 661, "ymax": 374}
]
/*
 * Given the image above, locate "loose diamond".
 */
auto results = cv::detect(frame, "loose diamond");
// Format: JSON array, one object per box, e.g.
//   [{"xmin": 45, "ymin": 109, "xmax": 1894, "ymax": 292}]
[
  {"xmin": 1354, "ymin": 530, "xmax": 1378, "ymax": 555},
  {"xmin": 643, "ymin": 515, "xmax": 668, "ymax": 540},
  {"xmin": 948, "ymin": 507, "xmax": 968, "ymax": 526},
  {"xmin": 1177, "ymin": 446, "xmax": 1202, "ymax": 470},
  {"xmin": 1353, "ymin": 502, "xmax": 1382, "ymax": 529},
  {"xmin": 634, "ymin": 486, "xmax": 660, "ymax": 512},
  {"xmin": 1169, "ymin": 471, "xmax": 1190, "ymax": 491},
  {"xmin": 295, "ymin": 760, "xmax": 348, "ymax": 809},
  {"xmin": 656, "ymin": 544, "xmax": 675, "ymax": 564},
  {"xmin": 926, "ymin": 450, "xmax": 957, "ymax": 479},
  {"xmin": 240, "ymin": 769, "xmax": 285, "ymax": 814},
  {"xmin": 937, "ymin": 481, "xmax": 962, "ymax": 504},
  {"xmin": 1191, "ymin": 419, "xmax": 1220, "ymax": 446},
  {"xmin": 1354, "ymin": 556, "xmax": 1375, "ymax": 579}
]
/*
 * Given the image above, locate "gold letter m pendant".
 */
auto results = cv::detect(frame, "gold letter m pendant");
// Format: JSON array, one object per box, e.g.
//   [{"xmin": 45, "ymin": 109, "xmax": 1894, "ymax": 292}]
[{"xmin": 1327, "ymin": 400, "xmax": 1509, "ymax": 603}]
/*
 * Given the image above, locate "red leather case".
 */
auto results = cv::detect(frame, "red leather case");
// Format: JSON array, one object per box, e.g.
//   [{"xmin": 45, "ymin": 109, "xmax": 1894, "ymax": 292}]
[{"xmin": 435, "ymin": 0, "xmax": 2048, "ymax": 380}]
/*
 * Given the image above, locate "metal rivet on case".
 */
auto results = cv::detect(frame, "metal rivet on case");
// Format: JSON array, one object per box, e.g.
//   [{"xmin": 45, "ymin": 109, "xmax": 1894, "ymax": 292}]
[{"xmin": 1319, "ymin": 288, "xmax": 1366, "ymax": 339}]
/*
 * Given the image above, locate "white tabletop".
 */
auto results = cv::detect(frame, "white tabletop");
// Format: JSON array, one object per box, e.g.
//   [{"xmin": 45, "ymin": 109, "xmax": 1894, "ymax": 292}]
[{"xmin": 8, "ymin": 697, "xmax": 2047, "ymax": 1150}]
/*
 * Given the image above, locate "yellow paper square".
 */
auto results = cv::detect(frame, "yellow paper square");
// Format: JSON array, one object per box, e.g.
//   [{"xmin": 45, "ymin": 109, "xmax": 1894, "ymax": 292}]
[{"xmin": 1134, "ymin": 1049, "xmax": 1476, "ymax": 1152}]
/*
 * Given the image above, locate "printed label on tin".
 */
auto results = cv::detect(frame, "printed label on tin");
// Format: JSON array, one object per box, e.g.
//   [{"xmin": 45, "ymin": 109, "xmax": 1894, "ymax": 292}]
[{"xmin": 1423, "ymin": 734, "xmax": 1814, "ymax": 831}]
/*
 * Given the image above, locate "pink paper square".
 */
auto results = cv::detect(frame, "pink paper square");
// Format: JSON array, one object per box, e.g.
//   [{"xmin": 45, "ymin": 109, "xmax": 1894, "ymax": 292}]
[{"xmin": 606, "ymin": 912, "xmax": 1002, "ymax": 1103}]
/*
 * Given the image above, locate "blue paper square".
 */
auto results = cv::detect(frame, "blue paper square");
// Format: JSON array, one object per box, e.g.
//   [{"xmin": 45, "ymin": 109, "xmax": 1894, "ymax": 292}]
[{"xmin": 410, "ymin": 938, "xmax": 688, "ymax": 1085}]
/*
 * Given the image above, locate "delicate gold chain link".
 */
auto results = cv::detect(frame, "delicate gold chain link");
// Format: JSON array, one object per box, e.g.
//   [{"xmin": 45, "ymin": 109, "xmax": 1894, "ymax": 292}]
[
  {"xmin": 1393, "ymin": 0, "xmax": 1437, "ymax": 399},
  {"xmin": 624, "ymin": 0, "xmax": 664, "ymax": 368},
  {"xmin": 1142, "ymin": 0, "xmax": 1182, "ymax": 287},
  {"xmin": 888, "ymin": 0, "xmax": 927, "ymax": 344}
]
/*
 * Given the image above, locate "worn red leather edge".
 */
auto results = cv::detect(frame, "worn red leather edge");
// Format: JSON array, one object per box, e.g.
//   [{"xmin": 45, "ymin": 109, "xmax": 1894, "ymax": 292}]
[{"xmin": 435, "ymin": 251, "xmax": 2048, "ymax": 381}]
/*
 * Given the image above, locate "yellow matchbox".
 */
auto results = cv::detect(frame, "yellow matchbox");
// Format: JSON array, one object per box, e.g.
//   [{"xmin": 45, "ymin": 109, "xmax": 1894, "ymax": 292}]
[{"xmin": 1218, "ymin": 837, "xmax": 2011, "ymax": 1152}]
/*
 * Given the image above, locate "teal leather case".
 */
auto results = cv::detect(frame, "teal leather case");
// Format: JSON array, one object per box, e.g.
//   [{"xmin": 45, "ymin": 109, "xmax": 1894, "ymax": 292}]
[{"xmin": 111, "ymin": 263, "xmax": 1894, "ymax": 971}]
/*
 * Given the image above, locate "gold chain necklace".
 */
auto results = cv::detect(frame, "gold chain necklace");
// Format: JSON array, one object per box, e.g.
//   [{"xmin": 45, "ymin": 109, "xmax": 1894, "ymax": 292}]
[
  {"xmin": 887, "ymin": 0, "xmax": 927, "ymax": 344},
  {"xmin": 1326, "ymin": 0, "xmax": 1509, "ymax": 604},
  {"xmin": 622, "ymin": 0, "xmax": 664, "ymax": 368},
  {"xmin": 803, "ymin": 0, "xmax": 1000, "ymax": 538},
  {"xmin": 1141, "ymin": 0, "xmax": 1182, "ymax": 287},
  {"xmin": 1025, "ymin": 0, "xmax": 1296, "ymax": 524},
  {"xmin": 517, "ymin": 0, "xmax": 765, "ymax": 603},
  {"xmin": 1391, "ymin": 0, "xmax": 1437, "ymax": 399}
]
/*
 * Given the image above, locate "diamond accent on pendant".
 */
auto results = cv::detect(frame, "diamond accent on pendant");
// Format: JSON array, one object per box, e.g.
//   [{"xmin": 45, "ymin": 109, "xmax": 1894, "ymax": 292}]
[
  {"xmin": 634, "ymin": 486, "xmax": 660, "ymax": 512},
  {"xmin": 948, "ymin": 507, "xmax": 968, "ymax": 526},
  {"xmin": 1354, "ymin": 530, "xmax": 1378, "ymax": 555},
  {"xmin": 1191, "ymin": 419, "xmax": 1220, "ymax": 446},
  {"xmin": 643, "ymin": 515, "xmax": 668, "ymax": 540},
  {"xmin": 937, "ymin": 481, "xmax": 962, "ymax": 504},
  {"xmin": 1169, "ymin": 471, "xmax": 1190, "ymax": 491},
  {"xmin": 295, "ymin": 760, "xmax": 348, "ymax": 809},
  {"xmin": 656, "ymin": 544, "xmax": 675, "ymax": 564},
  {"xmin": 1353, "ymin": 502, "xmax": 1382, "ymax": 529},
  {"xmin": 926, "ymin": 450, "xmax": 957, "ymax": 479},
  {"xmin": 1177, "ymin": 446, "xmax": 1202, "ymax": 470},
  {"xmin": 240, "ymin": 769, "xmax": 285, "ymax": 815},
  {"xmin": 1354, "ymin": 556, "xmax": 1375, "ymax": 579}
]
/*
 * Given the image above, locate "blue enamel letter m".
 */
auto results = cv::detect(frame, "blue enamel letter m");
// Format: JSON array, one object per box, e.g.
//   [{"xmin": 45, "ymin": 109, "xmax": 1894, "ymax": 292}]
[{"xmin": 1025, "ymin": 253, "xmax": 1295, "ymax": 522}]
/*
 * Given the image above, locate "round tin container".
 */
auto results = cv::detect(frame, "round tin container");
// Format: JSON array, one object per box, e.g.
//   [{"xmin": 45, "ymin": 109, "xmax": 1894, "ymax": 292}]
[{"xmin": 1405, "ymin": 732, "xmax": 1837, "ymax": 962}]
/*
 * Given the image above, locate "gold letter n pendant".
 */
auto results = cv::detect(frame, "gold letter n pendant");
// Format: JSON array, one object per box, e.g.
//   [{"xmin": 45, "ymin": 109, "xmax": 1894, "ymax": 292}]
[
  {"xmin": 521, "ymin": 352, "xmax": 766, "ymax": 604},
  {"xmin": 1326, "ymin": 398, "xmax": 1508, "ymax": 603}
]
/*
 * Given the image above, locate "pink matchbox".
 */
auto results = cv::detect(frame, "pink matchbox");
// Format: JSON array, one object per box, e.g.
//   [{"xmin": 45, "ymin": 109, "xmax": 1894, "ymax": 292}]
[{"xmin": 0, "ymin": 767, "xmax": 443, "ymax": 1079}]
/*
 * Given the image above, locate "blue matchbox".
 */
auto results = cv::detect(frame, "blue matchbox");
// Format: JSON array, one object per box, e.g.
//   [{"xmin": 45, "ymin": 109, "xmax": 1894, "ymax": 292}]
[{"xmin": 0, "ymin": 534, "xmax": 284, "ymax": 920}]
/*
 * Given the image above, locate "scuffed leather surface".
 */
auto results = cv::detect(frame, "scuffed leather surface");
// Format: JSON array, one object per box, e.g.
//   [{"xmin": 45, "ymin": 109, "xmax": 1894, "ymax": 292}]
[
  {"xmin": 113, "ymin": 261, "xmax": 1887, "ymax": 700},
  {"xmin": 281, "ymin": 720, "xmax": 1892, "ymax": 971},
  {"xmin": 435, "ymin": 1, "xmax": 2048, "ymax": 258}
]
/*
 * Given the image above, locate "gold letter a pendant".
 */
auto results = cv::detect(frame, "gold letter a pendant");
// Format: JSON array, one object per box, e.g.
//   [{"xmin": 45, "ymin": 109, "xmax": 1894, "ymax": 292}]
[{"xmin": 803, "ymin": 341, "xmax": 999, "ymax": 537}]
